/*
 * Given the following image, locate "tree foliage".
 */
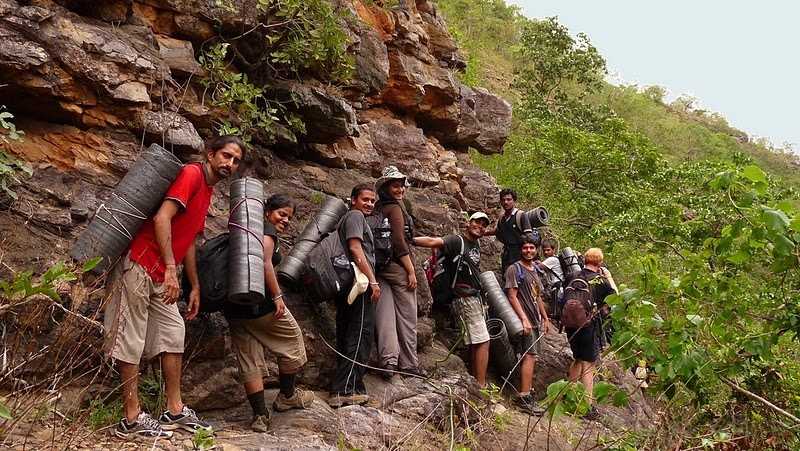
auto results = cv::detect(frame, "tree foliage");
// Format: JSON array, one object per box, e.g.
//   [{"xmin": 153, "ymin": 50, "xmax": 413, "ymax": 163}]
[
  {"xmin": 443, "ymin": 0, "xmax": 800, "ymax": 445},
  {"xmin": 0, "ymin": 106, "xmax": 31, "ymax": 200},
  {"xmin": 513, "ymin": 17, "xmax": 608, "ymax": 128}
]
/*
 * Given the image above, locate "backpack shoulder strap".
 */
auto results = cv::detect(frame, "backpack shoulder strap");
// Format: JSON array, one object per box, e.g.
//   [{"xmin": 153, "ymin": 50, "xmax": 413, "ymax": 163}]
[{"xmin": 514, "ymin": 261, "xmax": 524, "ymax": 285}]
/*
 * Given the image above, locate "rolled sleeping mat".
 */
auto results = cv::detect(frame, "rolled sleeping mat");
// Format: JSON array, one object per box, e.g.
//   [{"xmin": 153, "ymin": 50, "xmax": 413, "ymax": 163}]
[
  {"xmin": 527, "ymin": 206, "xmax": 549, "ymax": 228},
  {"xmin": 277, "ymin": 195, "xmax": 348, "ymax": 285},
  {"xmin": 560, "ymin": 247, "xmax": 582, "ymax": 281},
  {"xmin": 228, "ymin": 177, "xmax": 265, "ymax": 305},
  {"xmin": 479, "ymin": 271, "xmax": 524, "ymax": 337},
  {"xmin": 70, "ymin": 144, "xmax": 183, "ymax": 275},
  {"xmin": 487, "ymin": 318, "xmax": 520, "ymax": 384}
]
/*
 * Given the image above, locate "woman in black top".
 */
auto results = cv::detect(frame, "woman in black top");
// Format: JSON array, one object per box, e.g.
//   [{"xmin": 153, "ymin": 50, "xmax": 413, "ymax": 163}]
[
  {"xmin": 225, "ymin": 194, "xmax": 314, "ymax": 432},
  {"xmin": 373, "ymin": 166, "xmax": 423, "ymax": 378}
]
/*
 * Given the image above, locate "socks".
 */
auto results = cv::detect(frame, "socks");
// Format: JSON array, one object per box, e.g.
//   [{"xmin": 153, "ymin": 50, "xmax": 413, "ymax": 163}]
[
  {"xmin": 279, "ymin": 373, "xmax": 296, "ymax": 398},
  {"xmin": 247, "ymin": 391, "xmax": 267, "ymax": 416}
]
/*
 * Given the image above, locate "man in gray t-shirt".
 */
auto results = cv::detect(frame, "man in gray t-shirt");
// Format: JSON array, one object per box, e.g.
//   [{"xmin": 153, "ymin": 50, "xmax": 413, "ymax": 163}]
[
  {"xmin": 503, "ymin": 237, "xmax": 550, "ymax": 415},
  {"xmin": 340, "ymin": 209, "xmax": 375, "ymax": 271},
  {"xmin": 329, "ymin": 184, "xmax": 381, "ymax": 408}
]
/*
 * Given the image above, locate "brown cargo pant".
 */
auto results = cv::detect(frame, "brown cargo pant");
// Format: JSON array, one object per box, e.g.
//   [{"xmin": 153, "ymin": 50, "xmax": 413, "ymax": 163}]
[{"xmin": 375, "ymin": 262, "xmax": 419, "ymax": 370}]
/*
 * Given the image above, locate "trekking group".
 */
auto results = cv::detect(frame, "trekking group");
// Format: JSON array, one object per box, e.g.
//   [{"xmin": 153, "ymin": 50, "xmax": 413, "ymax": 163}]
[{"xmin": 100, "ymin": 136, "xmax": 618, "ymax": 439}]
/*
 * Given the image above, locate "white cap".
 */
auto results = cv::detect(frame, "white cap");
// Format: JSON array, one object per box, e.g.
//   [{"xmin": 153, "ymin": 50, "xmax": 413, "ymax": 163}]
[{"xmin": 469, "ymin": 211, "xmax": 490, "ymax": 224}]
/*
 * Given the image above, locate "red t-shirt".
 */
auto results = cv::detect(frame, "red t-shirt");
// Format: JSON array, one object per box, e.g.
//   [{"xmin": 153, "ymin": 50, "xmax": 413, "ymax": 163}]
[{"xmin": 128, "ymin": 163, "xmax": 213, "ymax": 283}]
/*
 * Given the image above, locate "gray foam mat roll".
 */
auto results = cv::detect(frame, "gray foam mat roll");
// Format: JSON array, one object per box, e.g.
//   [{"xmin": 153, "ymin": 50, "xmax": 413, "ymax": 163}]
[
  {"xmin": 228, "ymin": 177, "xmax": 265, "ymax": 305},
  {"xmin": 70, "ymin": 144, "xmax": 182, "ymax": 274}
]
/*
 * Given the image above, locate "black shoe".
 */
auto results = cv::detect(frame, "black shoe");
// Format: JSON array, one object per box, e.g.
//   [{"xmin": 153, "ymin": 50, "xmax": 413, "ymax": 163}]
[
  {"xmin": 582, "ymin": 405, "xmax": 600, "ymax": 421},
  {"xmin": 515, "ymin": 394, "xmax": 545, "ymax": 416},
  {"xmin": 380, "ymin": 364, "xmax": 398, "ymax": 381},
  {"xmin": 115, "ymin": 412, "xmax": 173, "ymax": 439}
]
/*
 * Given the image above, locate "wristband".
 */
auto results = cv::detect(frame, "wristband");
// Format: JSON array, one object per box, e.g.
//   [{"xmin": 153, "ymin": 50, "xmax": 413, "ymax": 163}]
[
  {"xmin": 272, "ymin": 293, "xmax": 284, "ymax": 301},
  {"xmin": 369, "ymin": 282, "xmax": 379, "ymax": 286}
]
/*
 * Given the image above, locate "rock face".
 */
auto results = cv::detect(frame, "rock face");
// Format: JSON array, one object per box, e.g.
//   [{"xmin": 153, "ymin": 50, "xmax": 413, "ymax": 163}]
[{"xmin": 0, "ymin": 0, "xmax": 650, "ymax": 448}]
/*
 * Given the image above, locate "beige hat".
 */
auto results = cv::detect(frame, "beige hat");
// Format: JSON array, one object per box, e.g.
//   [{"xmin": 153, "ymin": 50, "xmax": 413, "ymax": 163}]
[
  {"xmin": 375, "ymin": 165, "xmax": 409, "ymax": 193},
  {"xmin": 347, "ymin": 262, "xmax": 370, "ymax": 305},
  {"xmin": 469, "ymin": 211, "xmax": 491, "ymax": 225}
]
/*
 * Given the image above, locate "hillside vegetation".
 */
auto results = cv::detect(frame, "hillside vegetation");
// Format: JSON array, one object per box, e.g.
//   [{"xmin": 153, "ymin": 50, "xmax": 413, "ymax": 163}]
[{"xmin": 438, "ymin": 0, "xmax": 800, "ymax": 448}]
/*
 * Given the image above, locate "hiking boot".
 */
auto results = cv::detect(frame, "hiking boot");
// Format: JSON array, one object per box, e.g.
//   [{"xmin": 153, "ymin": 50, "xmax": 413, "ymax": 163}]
[
  {"xmin": 515, "ymin": 394, "xmax": 545, "ymax": 416},
  {"xmin": 250, "ymin": 414, "xmax": 270, "ymax": 433},
  {"xmin": 582, "ymin": 405, "xmax": 600, "ymax": 421},
  {"xmin": 273, "ymin": 388, "xmax": 315, "ymax": 412},
  {"xmin": 328, "ymin": 392, "xmax": 369, "ymax": 408},
  {"xmin": 115, "ymin": 412, "xmax": 173, "ymax": 439},
  {"xmin": 380, "ymin": 364, "xmax": 398, "ymax": 381},
  {"xmin": 159, "ymin": 405, "xmax": 212, "ymax": 433}
]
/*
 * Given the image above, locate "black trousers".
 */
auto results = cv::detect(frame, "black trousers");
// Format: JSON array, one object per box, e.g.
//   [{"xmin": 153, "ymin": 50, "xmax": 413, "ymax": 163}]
[{"xmin": 331, "ymin": 290, "xmax": 375, "ymax": 395}]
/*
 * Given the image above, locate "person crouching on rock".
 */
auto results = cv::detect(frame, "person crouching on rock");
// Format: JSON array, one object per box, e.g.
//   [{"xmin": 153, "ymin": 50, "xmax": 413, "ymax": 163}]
[
  {"xmin": 103, "ymin": 135, "xmax": 244, "ymax": 439},
  {"xmin": 503, "ymin": 237, "xmax": 552, "ymax": 415},
  {"xmin": 223, "ymin": 194, "xmax": 314, "ymax": 432},
  {"xmin": 412, "ymin": 212, "xmax": 491, "ymax": 387},
  {"xmin": 374, "ymin": 166, "xmax": 425, "ymax": 380},
  {"xmin": 329, "ymin": 184, "xmax": 381, "ymax": 408}
]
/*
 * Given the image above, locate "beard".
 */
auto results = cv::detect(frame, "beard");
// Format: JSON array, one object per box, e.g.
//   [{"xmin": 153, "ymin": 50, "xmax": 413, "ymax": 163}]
[{"xmin": 215, "ymin": 166, "xmax": 231, "ymax": 178}]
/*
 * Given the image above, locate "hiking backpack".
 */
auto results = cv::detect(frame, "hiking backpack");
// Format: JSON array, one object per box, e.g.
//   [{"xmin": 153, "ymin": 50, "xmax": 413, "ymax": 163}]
[
  {"xmin": 560, "ymin": 276, "xmax": 594, "ymax": 330},
  {"xmin": 425, "ymin": 236, "xmax": 469, "ymax": 311},
  {"xmin": 304, "ymin": 214, "xmax": 376, "ymax": 303},
  {"xmin": 180, "ymin": 233, "xmax": 230, "ymax": 313},
  {"xmin": 366, "ymin": 210, "xmax": 392, "ymax": 273}
]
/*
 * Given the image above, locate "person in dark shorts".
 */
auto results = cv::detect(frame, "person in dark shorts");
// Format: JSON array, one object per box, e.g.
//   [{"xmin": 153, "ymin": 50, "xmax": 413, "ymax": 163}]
[
  {"xmin": 224, "ymin": 194, "xmax": 314, "ymax": 432},
  {"xmin": 503, "ymin": 237, "xmax": 551, "ymax": 414},
  {"xmin": 564, "ymin": 247, "xmax": 616, "ymax": 420}
]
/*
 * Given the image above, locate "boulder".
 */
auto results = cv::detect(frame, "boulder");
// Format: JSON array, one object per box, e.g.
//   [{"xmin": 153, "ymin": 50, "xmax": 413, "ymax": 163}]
[
  {"xmin": 367, "ymin": 116, "xmax": 440, "ymax": 186},
  {"xmin": 470, "ymin": 87, "xmax": 512, "ymax": 154},
  {"xmin": 350, "ymin": 28, "xmax": 390, "ymax": 98},
  {"xmin": 271, "ymin": 81, "xmax": 357, "ymax": 143},
  {"xmin": 132, "ymin": 110, "xmax": 204, "ymax": 153},
  {"xmin": 438, "ymin": 84, "xmax": 513, "ymax": 154},
  {"xmin": 381, "ymin": 48, "xmax": 460, "ymax": 135},
  {"xmin": 154, "ymin": 34, "xmax": 203, "ymax": 77},
  {"xmin": 306, "ymin": 124, "xmax": 380, "ymax": 170}
]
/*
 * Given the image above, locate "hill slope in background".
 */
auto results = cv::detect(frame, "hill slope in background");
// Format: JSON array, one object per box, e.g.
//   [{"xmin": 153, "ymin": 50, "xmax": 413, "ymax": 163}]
[{"xmin": 437, "ymin": 0, "xmax": 800, "ymax": 185}]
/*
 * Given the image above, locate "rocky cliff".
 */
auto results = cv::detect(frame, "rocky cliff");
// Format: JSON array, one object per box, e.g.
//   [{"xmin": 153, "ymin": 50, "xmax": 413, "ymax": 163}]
[{"xmin": 0, "ymin": 1, "xmax": 651, "ymax": 449}]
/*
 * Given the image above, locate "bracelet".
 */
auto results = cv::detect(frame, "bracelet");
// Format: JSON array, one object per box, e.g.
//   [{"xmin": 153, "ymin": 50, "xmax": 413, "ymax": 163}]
[
  {"xmin": 272, "ymin": 293, "xmax": 284, "ymax": 301},
  {"xmin": 369, "ymin": 282, "xmax": 379, "ymax": 286}
]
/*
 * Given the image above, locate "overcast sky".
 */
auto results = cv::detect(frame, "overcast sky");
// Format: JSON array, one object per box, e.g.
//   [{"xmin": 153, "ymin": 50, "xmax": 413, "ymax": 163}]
[{"xmin": 508, "ymin": 0, "xmax": 799, "ymax": 152}]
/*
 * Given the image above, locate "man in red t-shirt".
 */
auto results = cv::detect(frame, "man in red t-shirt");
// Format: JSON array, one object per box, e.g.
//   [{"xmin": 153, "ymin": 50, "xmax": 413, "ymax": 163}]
[{"xmin": 103, "ymin": 136, "xmax": 244, "ymax": 439}]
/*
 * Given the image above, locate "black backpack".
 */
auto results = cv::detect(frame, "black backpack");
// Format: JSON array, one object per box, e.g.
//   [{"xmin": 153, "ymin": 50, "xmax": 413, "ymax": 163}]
[
  {"xmin": 426, "ymin": 236, "xmax": 476, "ymax": 310},
  {"xmin": 304, "ymin": 214, "xmax": 372, "ymax": 303},
  {"xmin": 366, "ymin": 210, "xmax": 392, "ymax": 273},
  {"xmin": 180, "ymin": 233, "xmax": 230, "ymax": 313},
  {"xmin": 535, "ymin": 262, "xmax": 564, "ymax": 321}
]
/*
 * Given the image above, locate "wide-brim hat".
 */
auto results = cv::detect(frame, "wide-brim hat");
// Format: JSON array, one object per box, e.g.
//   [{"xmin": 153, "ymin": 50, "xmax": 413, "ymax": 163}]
[{"xmin": 375, "ymin": 165, "xmax": 409, "ymax": 192}]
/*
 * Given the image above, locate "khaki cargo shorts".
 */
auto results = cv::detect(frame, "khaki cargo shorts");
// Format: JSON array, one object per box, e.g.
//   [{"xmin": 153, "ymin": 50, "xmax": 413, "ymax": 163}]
[
  {"xmin": 451, "ymin": 295, "xmax": 490, "ymax": 345},
  {"xmin": 103, "ymin": 254, "xmax": 185, "ymax": 364},
  {"xmin": 228, "ymin": 309, "xmax": 308, "ymax": 382}
]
